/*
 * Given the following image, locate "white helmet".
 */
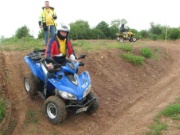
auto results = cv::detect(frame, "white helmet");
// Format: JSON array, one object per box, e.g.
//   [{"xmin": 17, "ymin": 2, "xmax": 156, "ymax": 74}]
[{"xmin": 56, "ymin": 23, "xmax": 70, "ymax": 32}]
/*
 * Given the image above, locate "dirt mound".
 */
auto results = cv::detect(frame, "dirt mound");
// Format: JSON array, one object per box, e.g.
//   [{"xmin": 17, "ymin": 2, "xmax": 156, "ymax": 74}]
[{"xmin": 0, "ymin": 40, "xmax": 180, "ymax": 135}]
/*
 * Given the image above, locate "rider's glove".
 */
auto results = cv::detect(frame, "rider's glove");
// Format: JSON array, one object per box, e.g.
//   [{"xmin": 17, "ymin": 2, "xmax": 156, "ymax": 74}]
[
  {"xmin": 46, "ymin": 63, "xmax": 54, "ymax": 69},
  {"xmin": 69, "ymin": 54, "xmax": 76, "ymax": 62}
]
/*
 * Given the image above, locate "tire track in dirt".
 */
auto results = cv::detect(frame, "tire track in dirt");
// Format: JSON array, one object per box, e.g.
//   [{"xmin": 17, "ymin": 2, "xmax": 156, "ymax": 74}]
[
  {"xmin": 104, "ymin": 68, "xmax": 180, "ymax": 135},
  {"xmin": 104, "ymin": 41, "xmax": 180, "ymax": 135}
]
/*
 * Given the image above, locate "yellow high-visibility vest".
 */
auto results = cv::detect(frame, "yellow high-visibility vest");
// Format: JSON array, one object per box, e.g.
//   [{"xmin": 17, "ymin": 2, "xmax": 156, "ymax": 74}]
[{"xmin": 39, "ymin": 7, "xmax": 57, "ymax": 27}]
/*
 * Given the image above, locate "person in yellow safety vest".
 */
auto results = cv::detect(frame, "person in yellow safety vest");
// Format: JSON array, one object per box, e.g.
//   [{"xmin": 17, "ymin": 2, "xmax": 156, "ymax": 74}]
[{"xmin": 39, "ymin": 1, "xmax": 57, "ymax": 46}]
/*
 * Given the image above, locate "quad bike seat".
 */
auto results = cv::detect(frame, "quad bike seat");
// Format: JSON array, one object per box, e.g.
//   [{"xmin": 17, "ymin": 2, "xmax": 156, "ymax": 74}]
[{"xmin": 27, "ymin": 49, "xmax": 45, "ymax": 61}]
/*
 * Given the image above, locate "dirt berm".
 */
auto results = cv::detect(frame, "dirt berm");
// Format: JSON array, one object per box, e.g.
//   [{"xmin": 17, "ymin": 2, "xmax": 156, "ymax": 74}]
[{"xmin": 0, "ymin": 40, "xmax": 180, "ymax": 135}]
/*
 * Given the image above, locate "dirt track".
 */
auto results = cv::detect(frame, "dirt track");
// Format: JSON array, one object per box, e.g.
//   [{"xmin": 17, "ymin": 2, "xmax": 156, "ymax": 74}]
[{"xmin": 0, "ymin": 40, "xmax": 180, "ymax": 135}]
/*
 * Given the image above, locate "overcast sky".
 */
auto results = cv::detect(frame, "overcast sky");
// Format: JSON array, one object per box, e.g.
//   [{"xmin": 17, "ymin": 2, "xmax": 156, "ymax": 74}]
[{"xmin": 0, "ymin": 0, "xmax": 179, "ymax": 38}]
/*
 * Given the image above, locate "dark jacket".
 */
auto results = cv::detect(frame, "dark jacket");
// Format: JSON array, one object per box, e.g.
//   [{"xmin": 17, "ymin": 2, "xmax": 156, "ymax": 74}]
[{"xmin": 120, "ymin": 25, "xmax": 127, "ymax": 33}]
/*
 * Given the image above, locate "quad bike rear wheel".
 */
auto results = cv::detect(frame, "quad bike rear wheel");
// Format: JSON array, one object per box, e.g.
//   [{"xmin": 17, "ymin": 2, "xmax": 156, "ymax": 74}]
[
  {"xmin": 24, "ymin": 73, "xmax": 37, "ymax": 98},
  {"xmin": 44, "ymin": 96, "xmax": 67, "ymax": 124},
  {"xmin": 86, "ymin": 91, "xmax": 99, "ymax": 115}
]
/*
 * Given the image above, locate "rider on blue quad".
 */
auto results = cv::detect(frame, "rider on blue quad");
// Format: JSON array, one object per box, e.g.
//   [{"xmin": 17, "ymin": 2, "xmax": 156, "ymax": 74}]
[
  {"xmin": 24, "ymin": 23, "xmax": 99, "ymax": 124},
  {"xmin": 44, "ymin": 23, "xmax": 77, "ymax": 97},
  {"xmin": 45, "ymin": 22, "xmax": 77, "ymax": 64}
]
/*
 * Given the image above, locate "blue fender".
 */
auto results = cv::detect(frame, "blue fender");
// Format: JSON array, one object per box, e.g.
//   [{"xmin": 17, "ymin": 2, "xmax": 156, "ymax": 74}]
[
  {"xmin": 24, "ymin": 56, "xmax": 45, "ymax": 81},
  {"xmin": 48, "ymin": 71, "xmax": 91, "ymax": 100}
]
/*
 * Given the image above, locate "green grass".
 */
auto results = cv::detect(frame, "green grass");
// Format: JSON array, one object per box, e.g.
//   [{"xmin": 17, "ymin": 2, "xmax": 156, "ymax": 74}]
[
  {"xmin": 159, "ymin": 104, "xmax": 180, "ymax": 120},
  {"xmin": 154, "ymin": 48, "xmax": 159, "ymax": 53},
  {"xmin": 164, "ymin": 52, "xmax": 169, "ymax": 60},
  {"xmin": 72, "ymin": 40, "xmax": 134, "ymax": 51},
  {"xmin": 72, "ymin": 40, "xmax": 87, "ymax": 47},
  {"xmin": 105, "ymin": 42, "xmax": 131, "ymax": 49},
  {"xmin": 175, "ymin": 96, "xmax": 180, "ymax": 101},
  {"xmin": 121, "ymin": 53, "xmax": 145, "ymax": 65},
  {"xmin": 140, "ymin": 47, "xmax": 153, "ymax": 58},
  {"xmin": 0, "ymin": 37, "xmax": 45, "ymax": 51},
  {"xmin": 63, "ymin": 40, "xmax": 103, "ymax": 51},
  {"xmin": 82, "ymin": 44, "xmax": 101, "ymax": 51},
  {"xmin": 0, "ymin": 98, "xmax": 5, "ymax": 122},
  {"xmin": 145, "ymin": 123, "xmax": 168, "ymax": 135},
  {"xmin": 0, "ymin": 38, "xmax": 135, "ymax": 52},
  {"xmin": 145, "ymin": 97, "xmax": 180, "ymax": 135},
  {"xmin": 119, "ymin": 44, "xmax": 133, "ymax": 52},
  {"xmin": 152, "ymin": 48, "xmax": 160, "ymax": 60},
  {"xmin": 176, "ymin": 125, "xmax": 180, "ymax": 129},
  {"xmin": 106, "ymin": 43, "xmax": 121, "ymax": 49}
]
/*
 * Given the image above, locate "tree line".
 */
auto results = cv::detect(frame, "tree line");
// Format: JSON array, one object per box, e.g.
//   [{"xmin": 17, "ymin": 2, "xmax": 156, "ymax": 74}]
[{"xmin": 2, "ymin": 19, "xmax": 180, "ymax": 41}]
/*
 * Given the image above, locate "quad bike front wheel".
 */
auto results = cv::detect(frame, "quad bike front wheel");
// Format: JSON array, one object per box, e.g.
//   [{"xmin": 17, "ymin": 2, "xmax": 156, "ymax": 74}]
[
  {"xmin": 44, "ymin": 96, "xmax": 67, "ymax": 124},
  {"xmin": 116, "ymin": 37, "xmax": 120, "ymax": 41},
  {"xmin": 24, "ymin": 73, "xmax": 37, "ymax": 98},
  {"xmin": 129, "ymin": 38, "xmax": 133, "ymax": 42},
  {"xmin": 130, "ymin": 37, "xmax": 137, "ymax": 42},
  {"xmin": 86, "ymin": 91, "xmax": 99, "ymax": 115},
  {"xmin": 119, "ymin": 37, "xmax": 124, "ymax": 43},
  {"xmin": 117, "ymin": 37, "xmax": 124, "ymax": 43}
]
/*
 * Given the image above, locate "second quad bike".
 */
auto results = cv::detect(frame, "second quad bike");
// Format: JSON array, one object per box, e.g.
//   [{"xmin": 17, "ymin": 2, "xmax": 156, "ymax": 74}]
[
  {"xmin": 116, "ymin": 31, "xmax": 137, "ymax": 43},
  {"xmin": 23, "ymin": 50, "xmax": 99, "ymax": 124}
]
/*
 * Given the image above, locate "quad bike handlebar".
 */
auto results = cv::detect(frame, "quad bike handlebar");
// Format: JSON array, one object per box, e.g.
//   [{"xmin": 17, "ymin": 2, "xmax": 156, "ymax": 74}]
[
  {"xmin": 78, "ymin": 54, "xmax": 86, "ymax": 60},
  {"xmin": 40, "ymin": 58, "xmax": 62, "ymax": 73},
  {"xmin": 79, "ymin": 62, "xmax": 85, "ymax": 66},
  {"xmin": 41, "ymin": 54, "xmax": 86, "ymax": 73}
]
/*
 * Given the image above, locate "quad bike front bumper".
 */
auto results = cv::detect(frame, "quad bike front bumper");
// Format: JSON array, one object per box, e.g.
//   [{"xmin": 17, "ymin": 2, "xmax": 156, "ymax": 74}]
[{"xmin": 66, "ymin": 97, "xmax": 96, "ymax": 114}]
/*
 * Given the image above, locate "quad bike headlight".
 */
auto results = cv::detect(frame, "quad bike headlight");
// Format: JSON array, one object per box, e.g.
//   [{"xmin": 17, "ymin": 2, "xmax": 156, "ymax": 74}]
[
  {"xmin": 83, "ymin": 85, "xmax": 91, "ymax": 98},
  {"xmin": 59, "ymin": 91, "xmax": 77, "ymax": 100}
]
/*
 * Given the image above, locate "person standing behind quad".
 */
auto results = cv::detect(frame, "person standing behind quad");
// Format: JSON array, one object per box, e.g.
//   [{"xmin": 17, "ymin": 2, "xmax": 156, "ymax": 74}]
[{"xmin": 39, "ymin": 1, "xmax": 57, "ymax": 46}]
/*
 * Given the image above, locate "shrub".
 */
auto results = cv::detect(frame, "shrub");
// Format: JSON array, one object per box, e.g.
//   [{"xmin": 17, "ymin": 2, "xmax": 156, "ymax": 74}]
[
  {"xmin": 15, "ymin": 25, "xmax": 31, "ymax": 39},
  {"xmin": 140, "ymin": 48, "xmax": 153, "ymax": 58},
  {"xmin": 119, "ymin": 44, "xmax": 133, "ymax": 52},
  {"xmin": 148, "ymin": 123, "xmax": 168, "ymax": 135},
  {"xmin": 160, "ymin": 104, "xmax": 180, "ymax": 119},
  {"xmin": 121, "ymin": 53, "xmax": 144, "ymax": 65},
  {"xmin": 152, "ymin": 34, "xmax": 157, "ymax": 41},
  {"xmin": 169, "ymin": 28, "xmax": 180, "ymax": 40}
]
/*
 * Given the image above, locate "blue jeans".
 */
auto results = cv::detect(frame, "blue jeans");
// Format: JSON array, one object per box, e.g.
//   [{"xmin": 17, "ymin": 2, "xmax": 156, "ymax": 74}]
[{"xmin": 44, "ymin": 25, "xmax": 56, "ymax": 46}]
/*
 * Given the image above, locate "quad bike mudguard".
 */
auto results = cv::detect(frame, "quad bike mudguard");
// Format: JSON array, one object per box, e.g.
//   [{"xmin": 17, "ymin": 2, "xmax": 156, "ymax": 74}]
[{"xmin": 24, "ymin": 56, "xmax": 45, "ymax": 81}]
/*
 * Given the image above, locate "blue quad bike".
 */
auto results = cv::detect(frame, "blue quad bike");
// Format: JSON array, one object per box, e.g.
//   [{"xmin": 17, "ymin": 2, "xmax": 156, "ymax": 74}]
[{"xmin": 23, "ymin": 50, "xmax": 99, "ymax": 124}]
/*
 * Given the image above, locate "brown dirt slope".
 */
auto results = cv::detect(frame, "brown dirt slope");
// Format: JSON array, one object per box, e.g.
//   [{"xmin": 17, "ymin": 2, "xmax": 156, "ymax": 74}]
[{"xmin": 0, "ymin": 40, "xmax": 180, "ymax": 135}]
